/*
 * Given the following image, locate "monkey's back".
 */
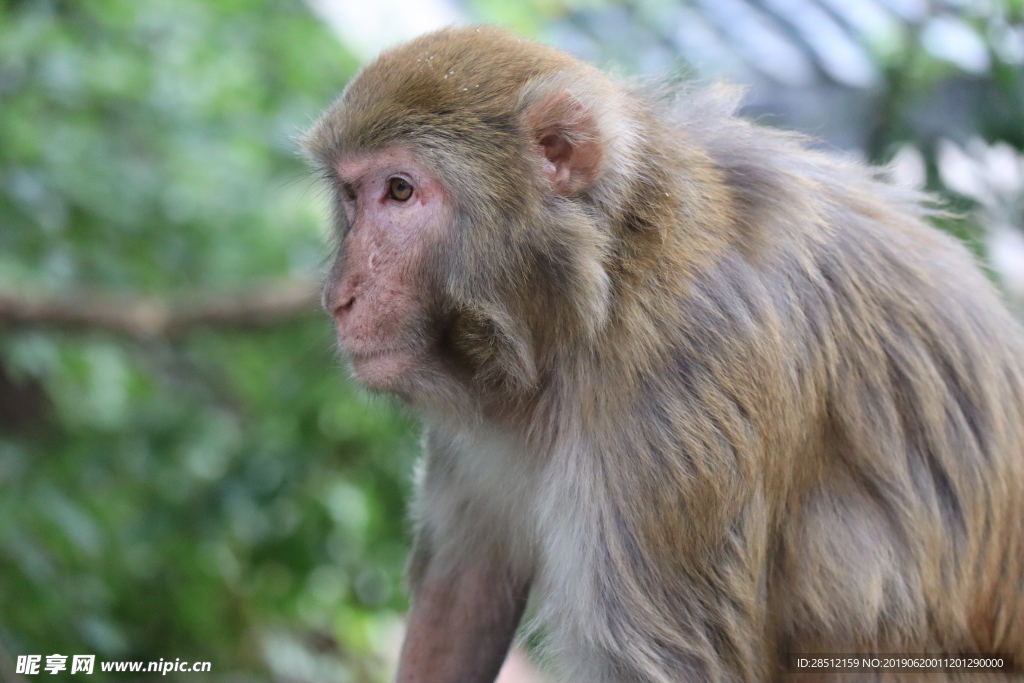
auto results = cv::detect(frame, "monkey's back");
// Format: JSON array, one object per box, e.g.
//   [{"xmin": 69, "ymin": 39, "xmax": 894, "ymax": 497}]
[{"xmin": 671, "ymin": 94, "xmax": 1024, "ymax": 660}]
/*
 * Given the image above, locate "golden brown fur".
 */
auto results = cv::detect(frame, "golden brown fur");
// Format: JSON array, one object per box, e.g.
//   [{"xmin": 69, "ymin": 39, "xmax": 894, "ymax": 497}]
[{"xmin": 304, "ymin": 26, "xmax": 1024, "ymax": 682}]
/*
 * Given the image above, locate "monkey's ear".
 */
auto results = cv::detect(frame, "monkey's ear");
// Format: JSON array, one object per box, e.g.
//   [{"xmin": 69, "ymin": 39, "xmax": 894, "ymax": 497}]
[{"xmin": 524, "ymin": 91, "xmax": 603, "ymax": 195}]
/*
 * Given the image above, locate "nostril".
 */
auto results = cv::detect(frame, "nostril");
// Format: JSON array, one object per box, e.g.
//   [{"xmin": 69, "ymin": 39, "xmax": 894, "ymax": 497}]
[{"xmin": 333, "ymin": 296, "xmax": 355, "ymax": 324}]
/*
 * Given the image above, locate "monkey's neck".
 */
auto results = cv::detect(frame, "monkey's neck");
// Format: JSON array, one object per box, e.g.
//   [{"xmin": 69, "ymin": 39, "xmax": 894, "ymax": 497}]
[{"xmin": 545, "ymin": 141, "xmax": 741, "ymax": 417}]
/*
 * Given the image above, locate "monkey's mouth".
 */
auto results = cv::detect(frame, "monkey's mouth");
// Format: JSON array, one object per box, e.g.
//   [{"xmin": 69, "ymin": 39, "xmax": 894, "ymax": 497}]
[{"xmin": 346, "ymin": 346, "xmax": 420, "ymax": 390}]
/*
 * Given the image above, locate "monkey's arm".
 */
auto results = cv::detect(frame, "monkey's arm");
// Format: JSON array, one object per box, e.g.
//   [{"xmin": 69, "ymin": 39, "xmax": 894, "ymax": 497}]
[
  {"xmin": 395, "ymin": 429, "xmax": 533, "ymax": 683},
  {"xmin": 395, "ymin": 550, "xmax": 530, "ymax": 682}
]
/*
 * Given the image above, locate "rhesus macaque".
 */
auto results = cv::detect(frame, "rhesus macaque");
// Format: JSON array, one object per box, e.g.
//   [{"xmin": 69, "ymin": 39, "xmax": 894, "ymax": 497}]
[{"xmin": 303, "ymin": 26, "xmax": 1024, "ymax": 683}]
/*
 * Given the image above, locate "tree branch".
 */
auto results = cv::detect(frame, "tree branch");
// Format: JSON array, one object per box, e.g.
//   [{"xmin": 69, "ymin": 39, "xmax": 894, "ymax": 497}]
[{"xmin": 0, "ymin": 280, "xmax": 323, "ymax": 338}]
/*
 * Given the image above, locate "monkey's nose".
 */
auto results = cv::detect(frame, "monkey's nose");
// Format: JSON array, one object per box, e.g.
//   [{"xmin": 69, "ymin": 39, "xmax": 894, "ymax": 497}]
[{"xmin": 333, "ymin": 296, "xmax": 355, "ymax": 327}]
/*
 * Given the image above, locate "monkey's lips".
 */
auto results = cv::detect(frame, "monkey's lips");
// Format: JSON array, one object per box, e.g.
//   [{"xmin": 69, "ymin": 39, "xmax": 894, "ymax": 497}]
[{"xmin": 345, "ymin": 346, "xmax": 419, "ymax": 391}]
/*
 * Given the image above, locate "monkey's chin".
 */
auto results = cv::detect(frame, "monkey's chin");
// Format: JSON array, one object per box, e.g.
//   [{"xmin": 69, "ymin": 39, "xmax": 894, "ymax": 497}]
[{"xmin": 348, "ymin": 350, "xmax": 417, "ymax": 393}]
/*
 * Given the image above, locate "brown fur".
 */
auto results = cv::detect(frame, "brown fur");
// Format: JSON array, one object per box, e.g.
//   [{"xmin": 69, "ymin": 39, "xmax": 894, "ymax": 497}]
[{"xmin": 304, "ymin": 26, "xmax": 1024, "ymax": 682}]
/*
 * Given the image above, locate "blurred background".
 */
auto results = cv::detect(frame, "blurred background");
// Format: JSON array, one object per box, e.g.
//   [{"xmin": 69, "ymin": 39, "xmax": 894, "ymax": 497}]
[{"xmin": 0, "ymin": 0, "xmax": 1022, "ymax": 681}]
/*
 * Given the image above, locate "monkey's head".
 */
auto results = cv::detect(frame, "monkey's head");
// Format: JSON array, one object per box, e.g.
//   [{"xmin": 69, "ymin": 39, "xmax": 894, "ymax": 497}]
[{"xmin": 303, "ymin": 27, "xmax": 642, "ymax": 407}]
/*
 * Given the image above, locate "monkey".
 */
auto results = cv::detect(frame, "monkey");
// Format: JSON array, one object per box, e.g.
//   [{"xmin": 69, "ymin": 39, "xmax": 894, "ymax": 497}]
[{"xmin": 301, "ymin": 26, "xmax": 1024, "ymax": 683}]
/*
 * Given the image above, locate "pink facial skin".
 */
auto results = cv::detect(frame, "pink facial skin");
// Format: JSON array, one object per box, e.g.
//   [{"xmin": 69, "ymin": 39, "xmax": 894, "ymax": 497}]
[{"xmin": 324, "ymin": 149, "xmax": 450, "ymax": 392}]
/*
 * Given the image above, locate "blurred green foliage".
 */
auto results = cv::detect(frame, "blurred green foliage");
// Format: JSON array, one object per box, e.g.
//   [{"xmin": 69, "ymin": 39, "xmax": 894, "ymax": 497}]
[{"xmin": 0, "ymin": 1, "xmax": 416, "ymax": 680}]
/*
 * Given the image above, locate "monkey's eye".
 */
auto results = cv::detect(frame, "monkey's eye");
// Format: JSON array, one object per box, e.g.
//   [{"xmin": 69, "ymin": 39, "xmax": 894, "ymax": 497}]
[
  {"xmin": 387, "ymin": 177, "xmax": 413, "ymax": 202},
  {"xmin": 341, "ymin": 183, "xmax": 357, "ymax": 201}
]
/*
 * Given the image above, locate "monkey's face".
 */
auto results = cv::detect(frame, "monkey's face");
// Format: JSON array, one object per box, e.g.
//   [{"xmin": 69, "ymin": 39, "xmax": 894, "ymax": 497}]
[
  {"xmin": 308, "ymin": 30, "xmax": 619, "ymax": 406},
  {"xmin": 324, "ymin": 148, "xmax": 451, "ymax": 395},
  {"xmin": 320, "ymin": 136, "xmax": 605, "ymax": 406}
]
